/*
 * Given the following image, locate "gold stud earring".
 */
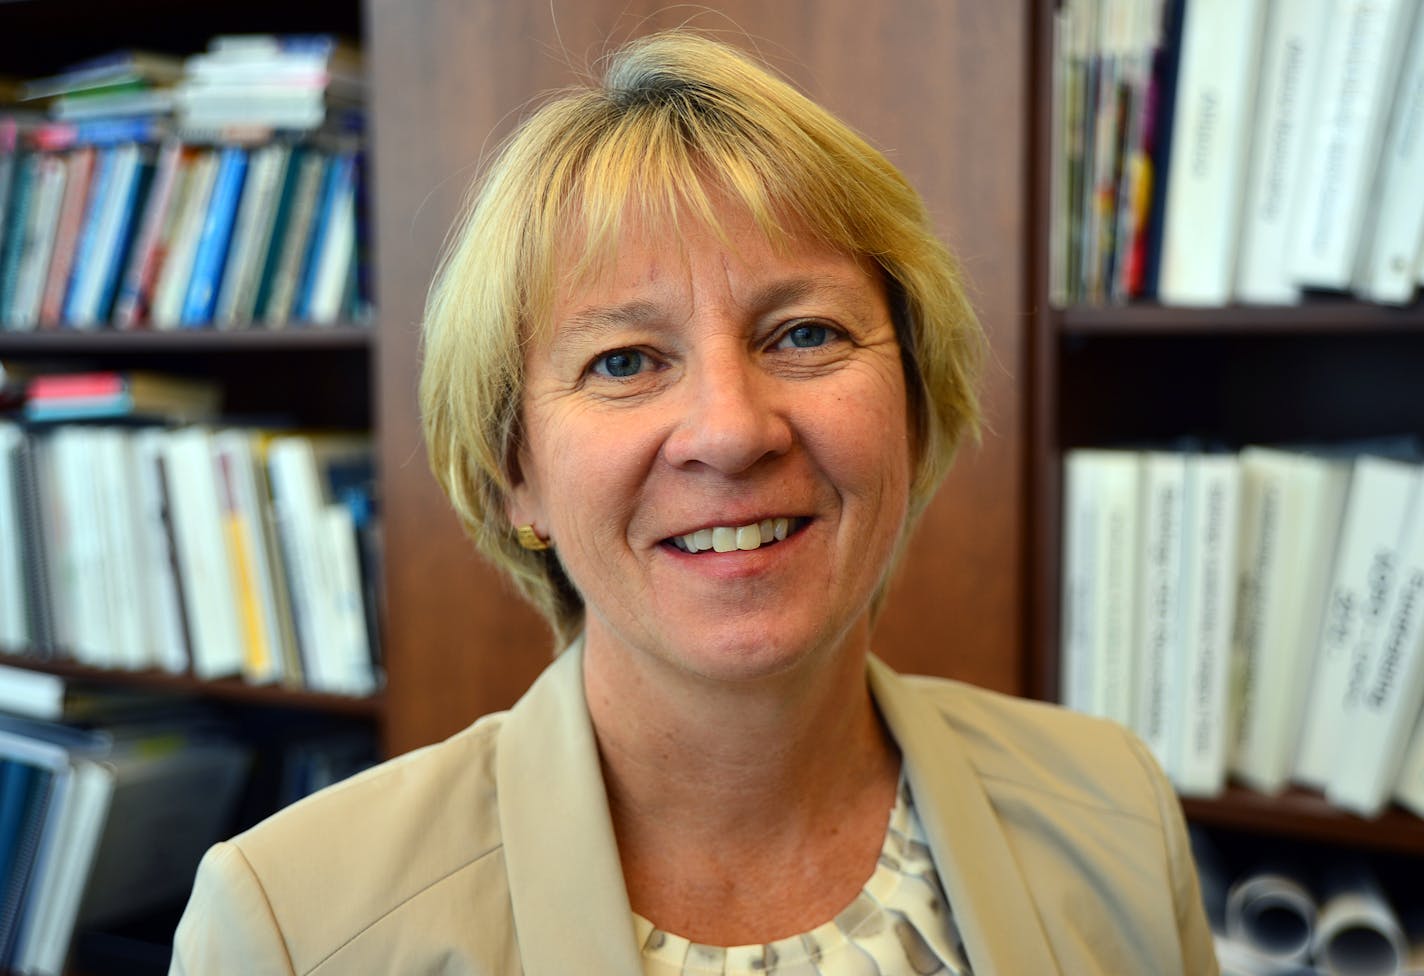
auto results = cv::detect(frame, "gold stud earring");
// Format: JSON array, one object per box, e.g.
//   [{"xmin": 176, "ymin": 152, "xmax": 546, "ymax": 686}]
[{"xmin": 516, "ymin": 525, "xmax": 552, "ymax": 551}]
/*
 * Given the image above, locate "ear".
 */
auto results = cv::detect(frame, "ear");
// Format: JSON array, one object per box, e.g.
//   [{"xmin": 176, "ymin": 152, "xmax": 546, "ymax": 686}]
[{"xmin": 504, "ymin": 448, "xmax": 546, "ymax": 535}]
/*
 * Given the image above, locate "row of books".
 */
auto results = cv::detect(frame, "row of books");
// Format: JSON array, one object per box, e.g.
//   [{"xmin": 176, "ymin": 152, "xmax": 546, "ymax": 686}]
[
  {"xmin": 1061, "ymin": 443, "xmax": 1424, "ymax": 820},
  {"xmin": 0, "ymin": 130, "xmax": 368, "ymax": 332},
  {"xmin": 0, "ymin": 33, "xmax": 369, "ymax": 332},
  {"xmin": 0, "ymin": 706, "xmax": 249, "ymax": 976},
  {"xmin": 1049, "ymin": 0, "xmax": 1424, "ymax": 308},
  {"xmin": 0, "ymin": 402, "xmax": 381, "ymax": 697}
]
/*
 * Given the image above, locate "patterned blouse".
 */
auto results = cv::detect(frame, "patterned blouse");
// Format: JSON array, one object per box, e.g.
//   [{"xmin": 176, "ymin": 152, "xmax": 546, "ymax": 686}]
[{"xmin": 633, "ymin": 777, "xmax": 975, "ymax": 976}]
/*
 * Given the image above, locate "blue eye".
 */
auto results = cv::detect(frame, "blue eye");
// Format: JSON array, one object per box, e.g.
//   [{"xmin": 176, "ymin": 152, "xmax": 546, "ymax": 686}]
[
  {"xmin": 594, "ymin": 349, "xmax": 644, "ymax": 378},
  {"xmin": 783, "ymin": 323, "xmax": 830, "ymax": 348}
]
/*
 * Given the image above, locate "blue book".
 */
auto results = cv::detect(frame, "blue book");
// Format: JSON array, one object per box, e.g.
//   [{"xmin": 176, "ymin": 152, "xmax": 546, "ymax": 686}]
[
  {"xmin": 0, "ymin": 154, "xmax": 37, "ymax": 327},
  {"xmin": 294, "ymin": 149, "xmax": 356, "ymax": 319},
  {"xmin": 181, "ymin": 145, "xmax": 248, "ymax": 326},
  {"xmin": 292, "ymin": 151, "xmax": 348, "ymax": 322},
  {"xmin": 94, "ymin": 150, "xmax": 155, "ymax": 323},
  {"xmin": 0, "ymin": 761, "xmax": 34, "ymax": 893},
  {"xmin": 0, "ymin": 764, "xmax": 51, "ymax": 964},
  {"xmin": 61, "ymin": 147, "xmax": 118, "ymax": 326}
]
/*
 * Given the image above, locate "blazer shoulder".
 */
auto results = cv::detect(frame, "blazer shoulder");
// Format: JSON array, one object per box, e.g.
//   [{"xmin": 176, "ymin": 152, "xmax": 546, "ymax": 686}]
[
  {"xmin": 220, "ymin": 713, "xmax": 510, "ymax": 968},
  {"xmin": 900, "ymin": 675, "xmax": 1165, "ymax": 823}
]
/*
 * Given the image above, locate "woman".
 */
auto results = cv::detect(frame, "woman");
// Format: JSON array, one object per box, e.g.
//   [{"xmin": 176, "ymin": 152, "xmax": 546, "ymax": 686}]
[{"xmin": 173, "ymin": 31, "xmax": 1217, "ymax": 975}]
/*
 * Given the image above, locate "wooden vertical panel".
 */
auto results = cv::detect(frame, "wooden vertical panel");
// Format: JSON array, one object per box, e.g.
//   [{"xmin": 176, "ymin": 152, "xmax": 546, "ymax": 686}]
[{"xmin": 367, "ymin": 0, "xmax": 1032, "ymax": 755}]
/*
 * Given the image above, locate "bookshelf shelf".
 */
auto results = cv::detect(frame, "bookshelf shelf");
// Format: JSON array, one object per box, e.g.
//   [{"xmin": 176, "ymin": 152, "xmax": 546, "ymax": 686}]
[
  {"xmin": 0, "ymin": 325, "xmax": 375, "ymax": 355},
  {"xmin": 0, "ymin": 654, "xmax": 383, "ymax": 718},
  {"xmin": 1182, "ymin": 789, "xmax": 1424, "ymax": 856},
  {"xmin": 1057, "ymin": 302, "xmax": 1424, "ymax": 336}
]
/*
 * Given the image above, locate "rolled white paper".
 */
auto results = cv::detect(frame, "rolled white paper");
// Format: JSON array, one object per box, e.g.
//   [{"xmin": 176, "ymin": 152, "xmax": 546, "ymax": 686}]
[
  {"xmin": 1312, "ymin": 866, "xmax": 1406, "ymax": 976},
  {"xmin": 1226, "ymin": 869, "xmax": 1318, "ymax": 965}
]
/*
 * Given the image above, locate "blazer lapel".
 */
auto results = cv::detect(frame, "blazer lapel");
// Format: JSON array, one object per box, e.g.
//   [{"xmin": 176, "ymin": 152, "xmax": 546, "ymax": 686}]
[
  {"xmin": 497, "ymin": 643, "xmax": 644, "ymax": 976},
  {"xmin": 868, "ymin": 656, "xmax": 1059, "ymax": 975}
]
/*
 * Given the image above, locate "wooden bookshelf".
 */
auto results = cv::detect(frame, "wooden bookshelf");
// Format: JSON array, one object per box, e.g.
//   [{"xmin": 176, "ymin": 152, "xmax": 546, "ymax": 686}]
[
  {"xmin": 1027, "ymin": 0, "xmax": 1424, "ymax": 857},
  {"xmin": 0, "ymin": 654, "xmax": 383, "ymax": 718}
]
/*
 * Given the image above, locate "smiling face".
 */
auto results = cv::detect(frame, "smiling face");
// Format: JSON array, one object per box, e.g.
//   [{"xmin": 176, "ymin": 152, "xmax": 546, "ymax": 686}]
[{"xmin": 509, "ymin": 205, "xmax": 913, "ymax": 686}]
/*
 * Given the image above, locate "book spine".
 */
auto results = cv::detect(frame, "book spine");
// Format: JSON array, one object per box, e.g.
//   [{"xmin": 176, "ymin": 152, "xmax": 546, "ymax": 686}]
[
  {"xmin": 1294, "ymin": 456, "xmax": 1419, "ymax": 788},
  {"xmin": 1351, "ymin": 2, "xmax": 1424, "ymax": 305},
  {"xmin": 1234, "ymin": 0, "xmax": 1332, "ymax": 304},
  {"xmin": 112, "ymin": 139, "xmax": 182, "ymax": 329},
  {"xmin": 0, "ymin": 154, "xmax": 38, "ymax": 329},
  {"xmin": 149, "ymin": 149, "xmax": 217, "ymax": 329},
  {"xmin": 307, "ymin": 151, "xmax": 357, "ymax": 324},
  {"xmin": 60, "ymin": 147, "xmax": 117, "ymax": 327},
  {"xmin": 38, "ymin": 147, "xmax": 95, "ymax": 327},
  {"xmin": 1134, "ymin": 450, "xmax": 1187, "ymax": 773},
  {"xmin": 8, "ymin": 155, "xmax": 67, "ymax": 330},
  {"xmin": 180, "ymin": 145, "xmax": 248, "ymax": 326},
  {"xmin": 1328, "ymin": 467, "xmax": 1424, "ymax": 815},
  {"xmin": 1157, "ymin": 0, "xmax": 1269, "ymax": 306},
  {"xmin": 1287, "ymin": 0, "xmax": 1415, "ymax": 288},
  {"xmin": 1174, "ymin": 454, "xmax": 1241, "ymax": 798},
  {"xmin": 93, "ymin": 145, "xmax": 152, "ymax": 324},
  {"xmin": 262, "ymin": 151, "xmax": 327, "ymax": 326}
]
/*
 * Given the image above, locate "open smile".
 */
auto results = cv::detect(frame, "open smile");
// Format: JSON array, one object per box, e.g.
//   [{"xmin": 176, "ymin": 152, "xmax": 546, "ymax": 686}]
[{"xmin": 665, "ymin": 517, "xmax": 809, "ymax": 554}]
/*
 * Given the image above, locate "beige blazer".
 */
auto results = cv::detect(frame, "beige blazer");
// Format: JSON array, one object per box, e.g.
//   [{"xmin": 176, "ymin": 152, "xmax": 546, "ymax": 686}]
[{"xmin": 171, "ymin": 647, "xmax": 1219, "ymax": 975}]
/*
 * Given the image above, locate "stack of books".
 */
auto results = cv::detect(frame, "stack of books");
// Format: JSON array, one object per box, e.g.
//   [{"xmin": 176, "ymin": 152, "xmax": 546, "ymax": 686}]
[
  {"xmin": 0, "ymin": 34, "xmax": 370, "ymax": 331},
  {"xmin": 0, "ymin": 370, "xmax": 381, "ymax": 698},
  {"xmin": 0, "ymin": 701, "xmax": 249, "ymax": 976},
  {"xmin": 1061, "ymin": 442, "xmax": 1424, "ymax": 820},
  {"xmin": 1049, "ymin": 0, "xmax": 1424, "ymax": 307}
]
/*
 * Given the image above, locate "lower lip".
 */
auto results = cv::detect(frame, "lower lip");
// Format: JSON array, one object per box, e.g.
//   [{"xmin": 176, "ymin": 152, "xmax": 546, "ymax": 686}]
[{"xmin": 658, "ymin": 523, "xmax": 809, "ymax": 580}]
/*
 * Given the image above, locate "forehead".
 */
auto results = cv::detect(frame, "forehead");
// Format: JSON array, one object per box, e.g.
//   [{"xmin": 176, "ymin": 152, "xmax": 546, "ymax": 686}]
[{"xmin": 542, "ymin": 202, "xmax": 883, "ymax": 333}]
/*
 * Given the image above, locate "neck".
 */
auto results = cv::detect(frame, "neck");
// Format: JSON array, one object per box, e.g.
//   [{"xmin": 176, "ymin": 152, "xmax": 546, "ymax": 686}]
[{"xmin": 585, "ymin": 619, "xmax": 898, "ymax": 850}]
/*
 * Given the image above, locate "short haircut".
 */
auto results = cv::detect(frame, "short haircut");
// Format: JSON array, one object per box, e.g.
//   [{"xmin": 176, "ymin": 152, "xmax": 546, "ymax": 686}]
[{"xmin": 421, "ymin": 30, "xmax": 985, "ymax": 645}]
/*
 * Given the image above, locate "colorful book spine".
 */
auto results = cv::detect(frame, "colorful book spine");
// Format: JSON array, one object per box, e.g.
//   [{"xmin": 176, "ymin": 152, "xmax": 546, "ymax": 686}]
[{"xmin": 180, "ymin": 145, "xmax": 247, "ymax": 326}]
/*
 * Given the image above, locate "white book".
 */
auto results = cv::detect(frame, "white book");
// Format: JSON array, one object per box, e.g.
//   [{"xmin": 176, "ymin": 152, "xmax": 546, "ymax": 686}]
[
  {"xmin": 1287, "ymin": 0, "xmax": 1416, "ymax": 289},
  {"xmin": 1061, "ymin": 449, "xmax": 1101, "ymax": 715},
  {"xmin": 323, "ymin": 502, "xmax": 377, "ymax": 697},
  {"xmin": 1234, "ymin": 0, "xmax": 1332, "ymax": 304},
  {"xmin": 162, "ymin": 428, "xmax": 245, "ymax": 680},
  {"xmin": 131, "ymin": 429, "xmax": 191, "ymax": 674},
  {"xmin": 1229, "ymin": 448, "xmax": 1351, "ymax": 794},
  {"xmin": 1172, "ymin": 454, "xmax": 1241, "ymax": 798},
  {"xmin": 1157, "ymin": 0, "xmax": 1269, "ymax": 305},
  {"xmin": 267, "ymin": 435, "xmax": 374, "ymax": 695},
  {"xmin": 30, "ymin": 438, "xmax": 73, "ymax": 654},
  {"xmin": 12, "ymin": 759, "xmax": 113, "ymax": 976},
  {"xmin": 1294, "ymin": 455, "xmax": 1419, "ymax": 789},
  {"xmin": 0, "ymin": 424, "xmax": 24, "ymax": 651},
  {"xmin": 50, "ymin": 429, "xmax": 110, "ymax": 667},
  {"xmin": 1060, "ymin": 449, "xmax": 1140, "ymax": 725},
  {"xmin": 1134, "ymin": 450, "xmax": 1188, "ymax": 772},
  {"xmin": 1328, "ymin": 464, "xmax": 1424, "ymax": 816},
  {"xmin": 89, "ymin": 430, "xmax": 150, "ymax": 670},
  {"xmin": 150, "ymin": 150, "xmax": 218, "ymax": 330},
  {"xmin": 1352, "ymin": 2, "xmax": 1424, "ymax": 305}
]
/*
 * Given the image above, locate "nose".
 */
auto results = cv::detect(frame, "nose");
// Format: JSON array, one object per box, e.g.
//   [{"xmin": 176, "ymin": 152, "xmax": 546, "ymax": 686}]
[{"xmin": 662, "ymin": 345, "xmax": 792, "ymax": 474}]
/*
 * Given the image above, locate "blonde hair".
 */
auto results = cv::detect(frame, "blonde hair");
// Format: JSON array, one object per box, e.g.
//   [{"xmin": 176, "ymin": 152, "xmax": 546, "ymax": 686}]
[{"xmin": 421, "ymin": 30, "xmax": 984, "ymax": 645}]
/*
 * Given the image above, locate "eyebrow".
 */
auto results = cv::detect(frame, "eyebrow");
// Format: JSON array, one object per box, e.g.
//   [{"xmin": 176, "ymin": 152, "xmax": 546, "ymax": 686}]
[{"xmin": 555, "ymin": 271, "xmax": 873, "ymax": 346}]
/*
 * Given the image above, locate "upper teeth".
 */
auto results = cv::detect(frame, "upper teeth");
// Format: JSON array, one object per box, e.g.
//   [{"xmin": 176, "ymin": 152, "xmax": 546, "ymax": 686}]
[{"xmin": 675, "ymin": 518, "xmax": 792, "ymax": 553}]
